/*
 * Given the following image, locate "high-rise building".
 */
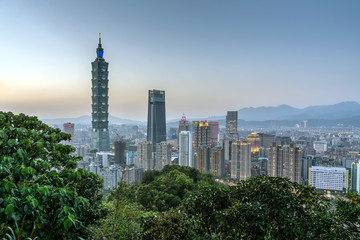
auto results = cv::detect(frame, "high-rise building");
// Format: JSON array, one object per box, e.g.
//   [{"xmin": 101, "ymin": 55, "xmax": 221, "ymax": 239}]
[
  {"xmin": 301, "ymin": 155, "xmax": 314, "ymax": 185},
  {"xmin": 136, "ymin": 142, "xmax": 153, "ymax": 170},
  {"xmin": 223, "ymin": 139, "xmax": 233, "ymax": 162},
  {"xmin": 268, "ymin": 142, "xmax": 302, "ymax": 183},
  {"xmin": 231, "ymin": 140, "xmax": 251, "ymax": 180},
  {"xmin": 226, "ymin": 111, "xmax": 238, "ymax": 138},
  {"xmin": 310, "ymin": 166, "xmax": 348, "ymax": 191},
  {"xmin": 114, "ymin": 140, "xmax": 126, "ymax": 166},
  {"xmin": 147, "ymin": 89, "xmax": 166, "ymax": 152},
  {"xmin": 351, "ymin": 161, "xmax": 360, "ymax": 193},
  {"xmin": 178, "ymin": 114, "xmax": 189, "ymax": 134},
  {"xmin": 193, "ymin": 121, "xmax": 210, "ymax": 148},
  {"xmin": 155, "ymin": 142, "xmax": 172, "ymax": 170},
  {"xmin": 247, "ymin": 133, "xmax": 260, "ymax": 153},
  {"xmin": 63, "ymin": 122, "xmax": 75, "ymax": 143},
  {"xmin": 179, "ymin": 131, "xmax": 192, "ymax": 167},
  {"xmin": 209, "ymin": 122, "xmax": 219, "ymax": 144},
  {"xmin": 210, "ymin": 146, "xmax": 225, "ymax": 177},
  {"xmin": 197, "ymin": 145, "xmax": 211, "ymax": 173},
  {"xmin": 90, "ymin": 34, "xmax": 110, "ymax": 152}
]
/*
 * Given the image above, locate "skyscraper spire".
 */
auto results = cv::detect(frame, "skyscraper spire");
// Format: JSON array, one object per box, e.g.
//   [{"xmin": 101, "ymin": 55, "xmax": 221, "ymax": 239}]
[{"xmin": 97, "ymin": 33, "xmax": 104, "ymax": 58}]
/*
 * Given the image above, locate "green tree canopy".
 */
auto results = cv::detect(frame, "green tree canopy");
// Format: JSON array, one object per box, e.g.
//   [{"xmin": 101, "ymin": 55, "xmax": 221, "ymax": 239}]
[
  {"xmin": 0, "ymin": 112, "xmax": 105, "ymax": 239},
  {"xmin": 143, "ymin": 175, "xmax": 360, "ymax": 239}
]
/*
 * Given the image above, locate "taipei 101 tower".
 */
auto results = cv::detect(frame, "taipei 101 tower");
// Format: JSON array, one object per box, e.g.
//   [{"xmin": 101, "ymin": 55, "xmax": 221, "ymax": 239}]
[{"xmin": 90, "ymin": 33, "xmax": 110, "ymax": 151}]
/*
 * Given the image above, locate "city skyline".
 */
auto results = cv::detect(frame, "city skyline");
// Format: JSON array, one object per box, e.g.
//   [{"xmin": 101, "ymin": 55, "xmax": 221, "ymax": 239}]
[{"xmin": 1, "ymin": 0, "xmax": 360, "ymax": 121}]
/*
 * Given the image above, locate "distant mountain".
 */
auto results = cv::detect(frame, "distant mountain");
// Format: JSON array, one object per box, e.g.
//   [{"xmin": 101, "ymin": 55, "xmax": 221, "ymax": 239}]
[
  {"xmin": 41, "ymin": 115, "xmax": 143, "ymax": 126},
  {"xmin": 237, "ymin": 101, "xmax": 360, "ymax": 121},
  {"xmin": 41, "ymin": 101, "xmax": 360, "ymax": 128}
]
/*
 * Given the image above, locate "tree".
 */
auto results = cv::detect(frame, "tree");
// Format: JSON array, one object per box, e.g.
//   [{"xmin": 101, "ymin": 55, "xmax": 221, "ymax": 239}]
[
  {"xmin": 143, "ymin": 175, "xmax": 360, "ymax": 239},
  {"xmin": 0, "ymin": 112, "xmax": 105, "ymax": 239}
]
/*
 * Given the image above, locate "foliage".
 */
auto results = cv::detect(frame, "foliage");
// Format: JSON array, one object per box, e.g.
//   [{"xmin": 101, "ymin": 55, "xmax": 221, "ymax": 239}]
[
  {"xmin": 118, "ymin": 165, "xmax": 220, "ymax": 212},
  {"xmin": 0, "ymin": 112, "xmax": 105, "ymax": 239},
  {"xmin": 91, "ymin": 181, "xmax": 156, "ymax": 240},
  {"xmin": 141, "ymin": 209, "xmax": 190, "ymax": 240},
  {"xmin": 335, "ymin": 191, "xmax": 360, "ymax": 237},
  {"xmin": 142, "ymin": 175, "xmax": 360, "ymax": 239}
]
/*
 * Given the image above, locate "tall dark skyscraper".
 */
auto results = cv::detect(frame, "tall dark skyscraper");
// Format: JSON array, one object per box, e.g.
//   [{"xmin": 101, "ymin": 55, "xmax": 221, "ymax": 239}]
[
  {"xmin": 147, "ymin": 89, "xmax": 166, "ymax": 152},
  {"xmin": 90, "ymin": 34, "xmax": 110, "ymax": 152},
  {"xmin": 226, "ymin": 111, "xmax": 238, "ymax": 138},
  {"xmin": 114, "ymin": 140, "xmax": 126, "ymax": 166}
]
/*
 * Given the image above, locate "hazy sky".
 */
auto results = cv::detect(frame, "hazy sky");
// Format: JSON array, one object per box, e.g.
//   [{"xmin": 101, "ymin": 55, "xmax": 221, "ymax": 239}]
[{"xmin": 1, "ymin": 0, "xmax": 360, "ymax": 121}]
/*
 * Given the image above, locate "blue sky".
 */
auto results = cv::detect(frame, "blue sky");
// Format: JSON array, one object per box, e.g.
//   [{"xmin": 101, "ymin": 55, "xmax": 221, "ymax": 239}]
[{"xmin": 1, "ymin": 0, "xmax": 359, "ymax": 120}]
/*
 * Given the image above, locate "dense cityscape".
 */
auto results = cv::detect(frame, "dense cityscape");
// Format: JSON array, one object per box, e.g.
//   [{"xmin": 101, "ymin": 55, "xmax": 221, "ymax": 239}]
[
  {"xmin": 52, "ymin": 35, "xmax": 360, "ymax": 196},
  {"xmin": 2, "ymin": 1, "xmax": 360, "ymax": 239}
]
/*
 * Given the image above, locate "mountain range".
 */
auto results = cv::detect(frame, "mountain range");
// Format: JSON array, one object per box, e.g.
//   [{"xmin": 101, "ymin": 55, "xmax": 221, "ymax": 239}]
[
  {"xmin": 168, "ymin": 101, "xmax": 360, "ymax": 127},
  {"xmin": 42, "ymin": 101, "xmax": 360, "ymax": 127},
  {"xmin": 41, "ymin": 115, "xmax": 142, "ymax": 126},
  {"xmin": 235, "ymin": 101, "xmax": 360, "ymax": 121}
]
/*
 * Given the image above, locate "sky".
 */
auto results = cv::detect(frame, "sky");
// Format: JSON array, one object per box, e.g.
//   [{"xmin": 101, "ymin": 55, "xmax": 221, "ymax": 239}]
[{"xmin": 1, "ymin": 0, "xmax": 360, "ymax": 121}]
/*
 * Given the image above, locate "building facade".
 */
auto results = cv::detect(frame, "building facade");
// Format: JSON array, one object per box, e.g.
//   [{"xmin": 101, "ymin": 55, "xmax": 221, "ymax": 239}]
[
  {"xmin": 209, "ymin": 122, "xmax": 219, "ymax": 144},
  {"xmin": 90, "ymin": 34, "xmax": 110, "ymax": 152},
  {"xmin": 155, "ymin": 141, "xmax": 172, "ymax": 170},
  {"xmin": 136, "ymin": 142, "xmax": 153, "ymax": 170},
  {"xmin": 193, "ymin": 121, "xmax": 210, "ymax": 148},
  {"xmin": 310, "ymin": 166, "xmax": 348, "ymax": 191},
  {"xmin": 179, "ymin": 131, "xmax": 193, "ymax": 167},
  {"xmin": 351, "ymin": 161, "xmax": 360, "ymax": 193},
  {"xmin": 268, "ymin": 142, "xmax": 302, "ymax": 183},
  {"xmin": 248, "ymin": 133, "xmax": 260, "ymax": 153},
  {"xmin": 147, "ymin": 89, "xmax": 166, "ymax": 152},
  {"xmin": 226, "ymin": 111, "xmax": 238, "ymax": 138},
  {"xmin": 178, "ymin": 114, "xmax": 189, "ymax": 138},
  {"xmin": 114, "ymin": 140, "xmax": 126, "ymax": 166},
  {"xmin": 231, "ymin": 140, "xmax": 251, "ymax": 180},
  {"xmin": 210, "ymin": 146, "xmax": 225, "ymax": 177}
]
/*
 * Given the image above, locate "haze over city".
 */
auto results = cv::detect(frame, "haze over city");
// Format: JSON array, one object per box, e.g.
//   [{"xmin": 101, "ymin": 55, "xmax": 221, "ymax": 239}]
[{"xmin": 1, "ymin": 0, "xmax": 360, "ymax": 120}]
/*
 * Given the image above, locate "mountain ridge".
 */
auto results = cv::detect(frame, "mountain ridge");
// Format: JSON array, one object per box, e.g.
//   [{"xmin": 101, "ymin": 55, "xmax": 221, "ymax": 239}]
[{"xmin": 41, "ymin": 101, "xmax": 360, "ymax": 126}]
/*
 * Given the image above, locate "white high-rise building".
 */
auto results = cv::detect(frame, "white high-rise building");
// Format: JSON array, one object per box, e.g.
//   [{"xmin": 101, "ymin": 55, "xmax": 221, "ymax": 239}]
[
  {"xmin": 310, "ymin": 166, "xmax": 348, "ymax": 191},
  {"xmin": 313, "ymin": 141, "xmax": 327, "ymax": 154},
  {"xmin": 179, "ymin": 131, "xmax": 192, "ymax": 167},
  {"xmin": 351, "ymin": 161, "xmax": 360, "ymax": 193}
]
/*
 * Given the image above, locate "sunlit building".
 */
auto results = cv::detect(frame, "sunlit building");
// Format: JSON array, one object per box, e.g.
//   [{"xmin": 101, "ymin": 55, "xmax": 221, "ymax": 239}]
[
  {"xmin": 193, "ymin": 121, "xmax": 210, "ymax": 147},
  {"xmin": 247, "ymin": 133, "xmax": 260, "ymax": 153}
]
